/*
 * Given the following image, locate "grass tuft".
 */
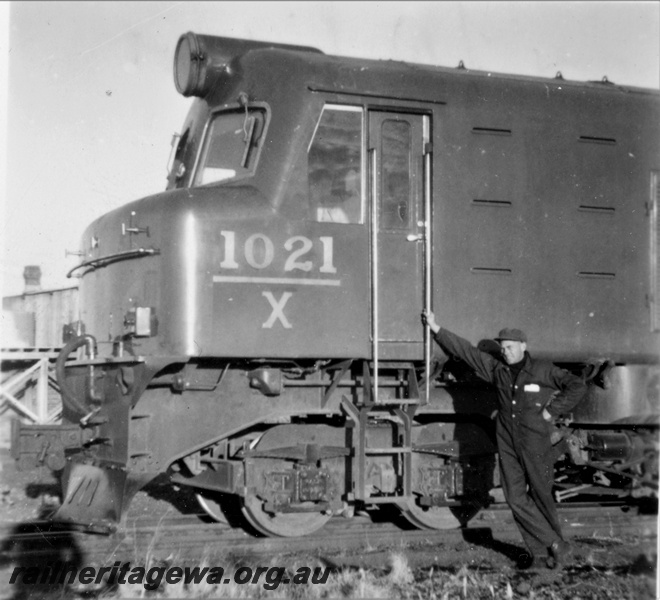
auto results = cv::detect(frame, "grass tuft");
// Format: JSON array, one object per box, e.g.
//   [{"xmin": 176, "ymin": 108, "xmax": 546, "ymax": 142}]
[{"xmin": 388, "ymin": 552, "xmax": 414, "ymax": 586}]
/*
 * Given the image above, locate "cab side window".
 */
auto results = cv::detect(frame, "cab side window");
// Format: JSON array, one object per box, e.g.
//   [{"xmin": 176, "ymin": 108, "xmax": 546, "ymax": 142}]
[
  {"xmin": 308, "ymin": 105, "xmax": 363, "ymax": 223},
  {"xmin": 166, "ymin": 129, "xmax": 190, "ymax": 190}
]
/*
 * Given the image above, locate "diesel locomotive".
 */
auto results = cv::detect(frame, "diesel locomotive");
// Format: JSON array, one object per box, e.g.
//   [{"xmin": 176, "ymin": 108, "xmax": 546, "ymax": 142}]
[{"xmin": 12, "ymin": 33, "xmax": 660, "ymax": 536}]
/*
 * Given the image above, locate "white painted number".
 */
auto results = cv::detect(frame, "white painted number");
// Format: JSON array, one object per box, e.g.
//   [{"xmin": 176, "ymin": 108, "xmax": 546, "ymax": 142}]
[
  {"xmin": 319, "ymin": 236, "xmax": 337, "ymax": 274},
  {"xmin": 219, "ymin": 231, "xmax": 239, "ymax": 269},
  {"xmin": 244, "ymin": 234, "xmax": 274, "ymax": 269},
  {"xmin": 284, "ymin": 236, "xmax": 313, "ymax": 272},
  {"xmin": 220, "ymin": 231, "xmax": 336, "ymax": 274}
]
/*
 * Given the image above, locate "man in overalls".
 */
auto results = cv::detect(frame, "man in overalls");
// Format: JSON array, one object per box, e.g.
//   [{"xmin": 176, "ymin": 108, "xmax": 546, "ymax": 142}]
[{"xmin": 422, "ymin": 310, "xmax": 587, "ymax": 569}]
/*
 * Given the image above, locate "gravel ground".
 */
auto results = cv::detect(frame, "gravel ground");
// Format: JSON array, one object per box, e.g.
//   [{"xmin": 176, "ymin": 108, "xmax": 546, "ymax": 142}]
[{"xmin": 1, "ymin": 450, "xmax": 657, "ymax": 599}]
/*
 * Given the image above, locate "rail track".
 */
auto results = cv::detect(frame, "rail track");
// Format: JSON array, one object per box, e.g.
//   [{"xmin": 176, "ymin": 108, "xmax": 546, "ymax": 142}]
[{"xmin": 1, "ymin": 501, "xmax": 656, "ymax": 567}]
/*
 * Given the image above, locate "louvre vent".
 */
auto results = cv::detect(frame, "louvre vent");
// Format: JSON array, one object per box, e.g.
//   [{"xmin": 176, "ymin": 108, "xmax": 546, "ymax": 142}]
[
  {"xmin": 577, "ymin": 272, "xmax": 616, "ymax": 280},
  {"xmin": 578, "ymin": 135, "xmax": 616, "ymax": 145},
  {"xmin": 472, "ymin": 199, "xmax": 512, "ymax": 207},
  {"xmin": 472, "ymin": 127, "xmax": 512, "ymax": 136},
  {"xmin": 578, "ymin": 205, "xmax": 615, "ymax": 215},
  {"xmin": 470, "ymin": 267, "xmax": 512, "ymax": 275}
]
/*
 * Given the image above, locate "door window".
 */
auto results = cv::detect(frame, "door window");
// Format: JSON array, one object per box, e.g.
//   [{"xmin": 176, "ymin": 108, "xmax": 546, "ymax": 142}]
[{"xmin": 380, "ymin": 119, "xmax": 413, "ymax": 231}]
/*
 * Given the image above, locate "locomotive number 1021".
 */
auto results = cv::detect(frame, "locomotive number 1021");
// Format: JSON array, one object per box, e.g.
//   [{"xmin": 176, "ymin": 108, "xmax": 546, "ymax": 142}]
[{"xmin": 218, "ymin": 231, "xmax": 338, "ymax": 274}]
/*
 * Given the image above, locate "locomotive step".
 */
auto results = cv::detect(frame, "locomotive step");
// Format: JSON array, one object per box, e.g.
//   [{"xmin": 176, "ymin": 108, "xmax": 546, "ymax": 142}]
[
  {"xmin": 372, "ymin": 398, "xmax": 419, "ymax": 405},
  {"xmin": 362, "ymin": 495, "xmax": 414, "ymax": 505},
  {"xmin": 364, "ymin": 446, "xmax": 412, "ymax": 454}
]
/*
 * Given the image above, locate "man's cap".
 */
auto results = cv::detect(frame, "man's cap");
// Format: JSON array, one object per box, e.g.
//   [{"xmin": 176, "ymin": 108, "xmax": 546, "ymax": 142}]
[{"xmin": 495, "ymin": 328, "xmax": 527, "ymax": 343}]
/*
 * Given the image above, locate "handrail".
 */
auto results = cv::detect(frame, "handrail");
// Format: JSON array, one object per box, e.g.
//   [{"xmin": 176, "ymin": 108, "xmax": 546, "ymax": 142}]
[
  {"xmin": 67, "ymin": 247, "xmax": 160, "ymax": 278},
  {"xmin": 369, "ymin": 147, "xmax": 379, "ymax": 403},
  {"xmin": 423, "ymin": 116, "xmax": 432, "ymax": 405}
]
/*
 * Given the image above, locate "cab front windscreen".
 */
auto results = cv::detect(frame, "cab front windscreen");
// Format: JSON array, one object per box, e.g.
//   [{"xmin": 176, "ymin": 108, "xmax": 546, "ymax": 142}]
[{"xmin": 193, "ymin": 109, "xmax": 266, "ymax": 186}]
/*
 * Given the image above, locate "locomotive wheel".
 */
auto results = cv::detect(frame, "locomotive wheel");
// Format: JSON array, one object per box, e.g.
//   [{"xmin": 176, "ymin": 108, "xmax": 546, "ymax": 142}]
[
  {"xmin": 238, "ymin": 424, "xmax": 343, "ymax": 536},
  {"xmin": 195, "ymin": 492, "xmax": 233, "ymax": 525},
  {"xmin": 241, "ymin": 494, "xmax": 331, "ymax": 537},
  {"xmin": 399, "ymin": 498, "xmax": 482, "ymax": 530}
]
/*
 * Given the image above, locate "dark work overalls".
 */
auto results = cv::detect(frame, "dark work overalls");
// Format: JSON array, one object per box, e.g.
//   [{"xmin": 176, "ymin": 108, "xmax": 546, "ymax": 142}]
[{"xmin": 434, "ymin": 328, "xmax": 587, "ymax": 557}]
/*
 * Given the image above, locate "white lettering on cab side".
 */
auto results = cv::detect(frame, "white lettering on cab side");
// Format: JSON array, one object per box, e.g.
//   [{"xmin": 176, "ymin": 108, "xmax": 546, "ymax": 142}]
[
  {"xmin": 261, "ymin": 291, "xmax": 293, "ymax": 329},
  {"xmin": 219, "ymin": 231, "xmax": 337, "ymax": 274},
  {"xmin": 215, "ymin": 232, "xmax": 342, "ymax": 330}
]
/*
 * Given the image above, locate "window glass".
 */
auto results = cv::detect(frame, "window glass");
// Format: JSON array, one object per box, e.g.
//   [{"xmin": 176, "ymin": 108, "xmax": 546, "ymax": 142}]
[
  {"xmin": 308, "ymin": 106, "xmax": 363, "ymax": 223},
  {"xmin": 381, "ymin": 120, "xmax": 412, "ymax": 230},
  {"xmin": 166, "ymin": 129, "xmax": 189, "ymax": 189},
  {"xmin": 193, "ymin": 109, "xmax": 265, "ymax": 186}
]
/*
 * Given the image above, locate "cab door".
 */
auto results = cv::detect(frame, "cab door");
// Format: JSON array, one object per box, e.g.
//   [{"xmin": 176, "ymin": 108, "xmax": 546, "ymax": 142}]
[{"xmin": 369, "ymin": 111, "xmax": 431, "ymax": 360}]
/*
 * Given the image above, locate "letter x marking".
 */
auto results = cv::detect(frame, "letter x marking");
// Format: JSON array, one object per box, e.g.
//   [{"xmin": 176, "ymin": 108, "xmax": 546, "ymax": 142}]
[{"xmin": 262, "ymin": 291, "xmax": 293, "ymax": 329}]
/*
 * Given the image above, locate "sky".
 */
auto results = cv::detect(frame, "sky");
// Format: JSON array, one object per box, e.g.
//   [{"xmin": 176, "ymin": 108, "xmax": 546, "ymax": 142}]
[{"xmin": 1, "ymin": 1, "xmax": 659, "ymax": 297}]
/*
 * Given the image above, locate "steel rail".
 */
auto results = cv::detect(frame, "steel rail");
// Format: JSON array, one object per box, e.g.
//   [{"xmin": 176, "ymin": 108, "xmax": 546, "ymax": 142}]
[{"xmin": 1, "ymin": 502, "xmax": 655, "ymax": 565}]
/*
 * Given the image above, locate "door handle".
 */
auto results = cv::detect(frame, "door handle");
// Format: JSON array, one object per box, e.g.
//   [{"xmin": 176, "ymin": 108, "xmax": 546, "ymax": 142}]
[{"xmin": 406, "ymin": 234, "xmax": 423, "ymax": 242}]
